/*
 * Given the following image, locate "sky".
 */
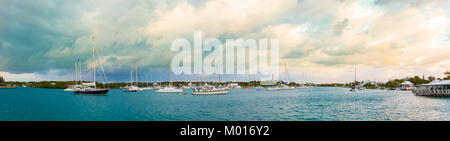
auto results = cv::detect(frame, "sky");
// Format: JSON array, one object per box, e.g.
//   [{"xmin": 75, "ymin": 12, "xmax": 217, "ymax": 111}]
[{"xmin": 0, "ymin": 0, "xmax": 449, "ymax": 83}]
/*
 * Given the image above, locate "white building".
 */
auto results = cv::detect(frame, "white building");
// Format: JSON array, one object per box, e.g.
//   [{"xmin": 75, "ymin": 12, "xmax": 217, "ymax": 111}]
[{"xmin": 400, "ymin": 81, "xmax": 414, "ymax": 91}]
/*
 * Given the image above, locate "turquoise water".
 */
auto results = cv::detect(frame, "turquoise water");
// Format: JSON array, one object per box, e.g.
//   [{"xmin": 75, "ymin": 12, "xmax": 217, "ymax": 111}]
[{"xmin": 0, "ymin": 87, "xmax": 449, "ymax": 121}]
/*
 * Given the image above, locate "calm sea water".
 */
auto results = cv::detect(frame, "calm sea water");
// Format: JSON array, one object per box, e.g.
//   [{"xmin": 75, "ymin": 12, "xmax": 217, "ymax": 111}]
[{"xmin": 0, "ymin": 87, "xmax": 449, "ymax": 121}]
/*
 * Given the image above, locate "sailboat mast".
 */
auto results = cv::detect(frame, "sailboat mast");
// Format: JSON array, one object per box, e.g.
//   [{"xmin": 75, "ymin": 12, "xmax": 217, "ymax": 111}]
[
  {"xmin": 75, "ymin": 59, "xmax": 78, "ymax": 85},
  {"xmin": 285, "ymin": 63, "xmax": 289, "ymax": 83},
  {"xmin": 168, "ymin": 51, "xmax": 172, "ymax": 86},
  {"xmin": 130, "ymin": 67, "xmax": 133, "ymax": 85},
  {"xmin": 79, "ymin": 59, "xmax": 82, "ymax": 83},
  {"xmin": 91, "ymin": 35, "xmax": 96, "ymax": 88},
  {"xmin": 136, "ymin": 64, "xmax": 138, "ymax": 86}
]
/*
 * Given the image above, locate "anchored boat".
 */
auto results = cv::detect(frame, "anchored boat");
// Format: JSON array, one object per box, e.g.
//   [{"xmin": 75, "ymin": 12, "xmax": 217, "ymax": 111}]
[
  {"xmin": 124, "ymin": 64, "xmax": 143, "ymax": 92},
  {"xmin": 192, "ymin": 85, "xmax": 228, "ymax": 95},
  {"xmin": 156, "ymin": 51, "xmax": 183, "ymax": 93},
  {"xmin": 73, "ymin": 35, "xmax": 109, "ymax": 95}
]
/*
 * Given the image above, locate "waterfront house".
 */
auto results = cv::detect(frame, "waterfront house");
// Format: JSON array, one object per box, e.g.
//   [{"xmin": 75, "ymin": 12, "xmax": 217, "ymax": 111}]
[{"xmin": 400, "ymin": 81, "xmax": 414, "ymax": 90}]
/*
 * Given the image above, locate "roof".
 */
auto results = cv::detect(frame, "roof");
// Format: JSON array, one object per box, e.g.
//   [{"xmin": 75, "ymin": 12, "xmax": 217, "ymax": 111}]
[
  {"xmin": 401, "ymin": 81, "xmax": 413, "ymax": 85},
  {"xmin": 422, "ymin": 80, "xmax": 450, "ymax": 86}
]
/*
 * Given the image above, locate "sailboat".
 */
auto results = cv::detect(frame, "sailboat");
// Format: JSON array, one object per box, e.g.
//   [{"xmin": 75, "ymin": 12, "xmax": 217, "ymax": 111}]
[
  {"xmin": 265, "ymin": 72, "xmax": 282, "ymax": 91},
  {"xmin": 279, "ymin": 64, "xmax": 295, "ymax": 90},
  {"xmin": 350, "ymin": 68, "xmax": 357, "ymax": 91},
  {"xmin": 242, "ymin": 75, "xmax": 256, "ymax": 90},
  {"xmin": 192, "ymin": 68, "xmax": 228, "ymax": 95},
  {"xmin": 141, "ymin": 73, "xmax": 155, "ymax": 90},
  {"xmin": 65, "ymin": 59, "xmax": 84, "ymax": 91},
  {"xmin": 156, "ymin": 51, "xmax": 183, "ymax": 93},
  {"xmin": 124, "ymin": 65, "xmax": 142, "ymax": 92},
  {"xmin": 74, "ymin": 35, "xmax": 109, "ymax": 95}
]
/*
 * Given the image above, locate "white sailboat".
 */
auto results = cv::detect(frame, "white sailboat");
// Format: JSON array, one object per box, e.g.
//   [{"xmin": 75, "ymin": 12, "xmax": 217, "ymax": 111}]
[
  {"xmin": 266, "ymin": 64, "xmax": 294, "ymax": 90},
  {"xmin": 65, "ymin": 58, "xmax": 84, "ymax": 91},
  {"xmin": 141, "ymin": 73, "xmax": 154, "ymax": 90},
  {"xmin": 124, "ymin": 64, "xmax": 142, "ymax": 92},
  {"xmin": 192, "ymin": 69, "xmax": 228, "ymax": 95},
  {"xmin": 156, "ymin": 51, "xmax": 183, "ymax": 93}
]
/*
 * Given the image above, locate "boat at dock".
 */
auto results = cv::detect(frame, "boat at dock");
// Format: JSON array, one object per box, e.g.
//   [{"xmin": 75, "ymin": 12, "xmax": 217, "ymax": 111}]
[{"xmin": 412, "ymin": 80, "xmax": 450, "ymax": 97}]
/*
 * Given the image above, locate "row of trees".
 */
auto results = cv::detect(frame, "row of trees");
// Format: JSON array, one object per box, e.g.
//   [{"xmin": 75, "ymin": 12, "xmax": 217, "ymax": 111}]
[{"xmin": 1, "ymin": 71, "xmax": 449, "ymax": 89}]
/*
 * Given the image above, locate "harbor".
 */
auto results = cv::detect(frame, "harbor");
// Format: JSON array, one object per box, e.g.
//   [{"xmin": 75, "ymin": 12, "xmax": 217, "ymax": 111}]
[
  {"xmin": 1, "ymin": 86, "xmax": 449, "ymax": 121},
  {"xmin": 0, "ymin": 0, "xmax": 449, "ymax": 124}
]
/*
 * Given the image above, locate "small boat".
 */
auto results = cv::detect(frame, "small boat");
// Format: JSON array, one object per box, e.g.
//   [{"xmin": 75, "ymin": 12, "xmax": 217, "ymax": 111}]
[
  {"xmin": 266, "ymin": 84, "xmax": 294, "ymax": 91},
  {"xmin": 192, "ymin": 86, "xmax": 228, "ymax": 95},
  {"xmin": 156, "ymin": 86, "xmax": 183, "ymax": 93},
  {"xmin": 280, "ymin": 84, "xmax": 295, "ymax": 90},
  {"xmin": 124, "ymin": 85, "xmax": 140, "ymax": 92},
  {"xmin": 141, "ymin": 87, "xmax": 154, "ymax": 90},
  {"xmin": 350, "ymin": 68, "xmax": 358, "ymax": 92},
  {"xmin": 124, "ymin": 65, "xmax": 143, "ymax": 92},
  {"xmin": 177, "ymin": 92, "xmax": 186, "ymax": 95},
  {"xmin": 66, "ymin": 59, "xmax": 83, "ymax": 92}
]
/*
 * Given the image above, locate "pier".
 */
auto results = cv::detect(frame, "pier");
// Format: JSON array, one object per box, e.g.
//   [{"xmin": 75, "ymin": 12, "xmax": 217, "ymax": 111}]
[{"xmin": 412, "ymin": 80, "xmax": 450, "ymax": 97}]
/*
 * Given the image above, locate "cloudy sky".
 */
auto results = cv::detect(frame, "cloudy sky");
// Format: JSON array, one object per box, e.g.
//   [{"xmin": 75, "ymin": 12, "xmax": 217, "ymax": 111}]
[{"xmin": 0, "ymin": 0, "xmax": 449, "ymax": 83}]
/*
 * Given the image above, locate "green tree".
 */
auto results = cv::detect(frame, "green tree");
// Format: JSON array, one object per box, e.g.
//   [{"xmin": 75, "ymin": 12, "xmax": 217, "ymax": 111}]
[
  {"xmin": 445, "ymin": 71, "xmax": 450, "ymax": 80},
  {"xmin": 408, "ymin": 76, "xmax": 429, "ymax": 85},
  {"xmin": 0, "ymin": 76, "xmax": 4, "ymax": 83},
  {"xmin": 363, "ymin": 83, "xmax": 376, "ymax": 89},
  {"xmin": 386, "ymin": 79, "xmax": 404, "ymax": 89},
  {"xmin": 428, "ymin": 76, "xmax": 436, "ymax": 81}
]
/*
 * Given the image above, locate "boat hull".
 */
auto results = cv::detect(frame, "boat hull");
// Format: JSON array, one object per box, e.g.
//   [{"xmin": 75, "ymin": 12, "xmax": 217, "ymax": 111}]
[
  {"xmin": 192, "ymin": 91, "xmax": 228, "ymax": 95},
  {"xmin": 74, "ymin": 89, "xmax": 109, "ymax": 95},
  {"xmin": 156, "ymin": 89, "xmax": 183, "ymax": 93}
]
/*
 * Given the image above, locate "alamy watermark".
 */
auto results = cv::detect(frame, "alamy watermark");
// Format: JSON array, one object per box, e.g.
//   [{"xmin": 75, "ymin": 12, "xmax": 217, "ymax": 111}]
[{"xmin": 170, "ymin": 31, "xmax": 280, "ymax": 80}]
